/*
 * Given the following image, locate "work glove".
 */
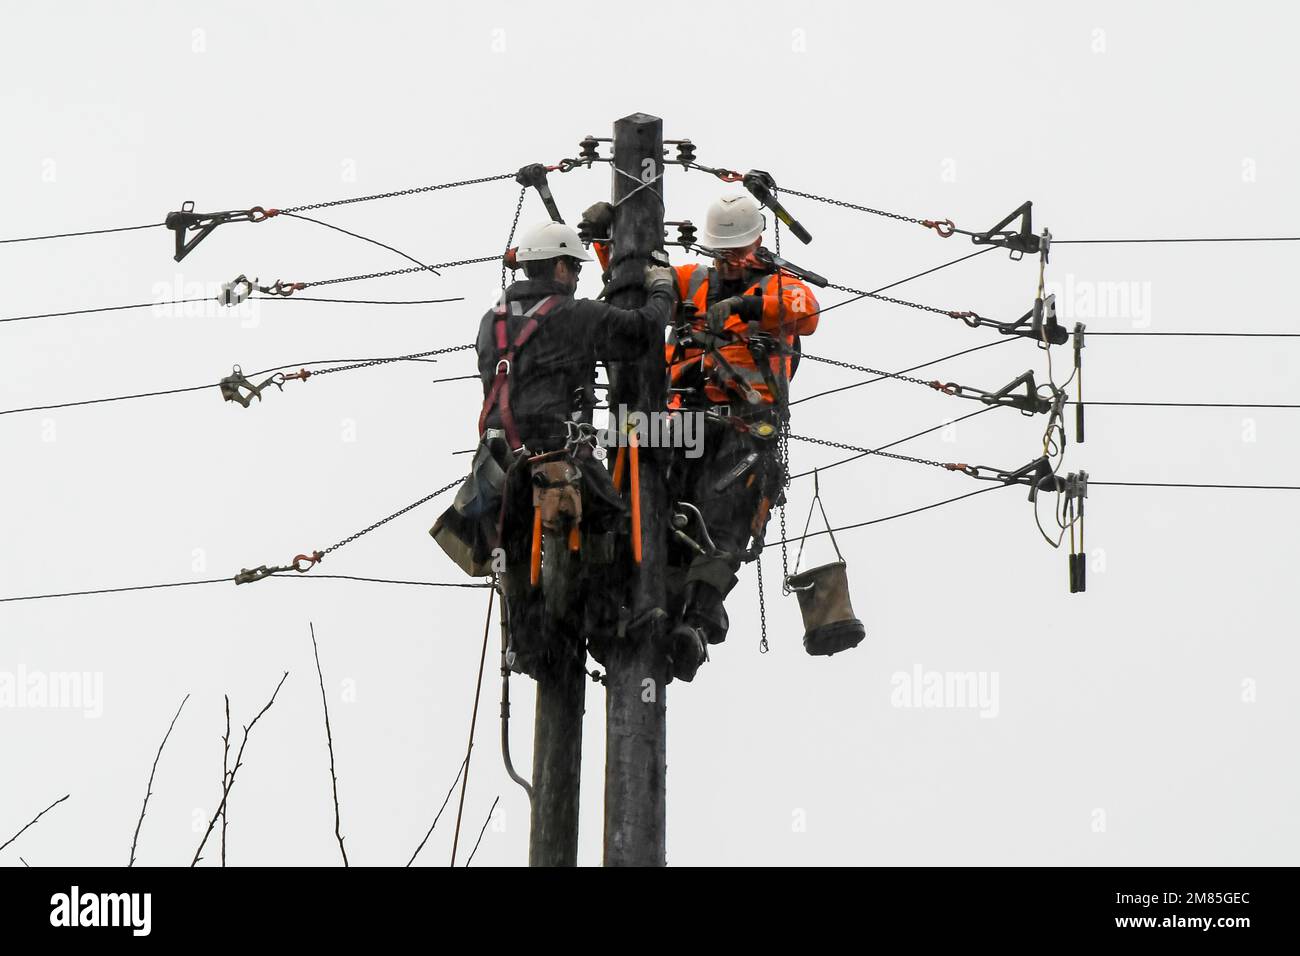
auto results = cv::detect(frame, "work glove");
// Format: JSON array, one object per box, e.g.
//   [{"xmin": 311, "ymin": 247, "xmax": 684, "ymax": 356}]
[
  {"xmin": 706, "ymin": 295, "xmax": 746, "ymax": 334},
  {"xmin": 644, "ymin": 264, "xmax": 675, "ymax": 295},
  {"xmin": 580, "ymin": 201, "xmax": 615, "ymax": 242}
]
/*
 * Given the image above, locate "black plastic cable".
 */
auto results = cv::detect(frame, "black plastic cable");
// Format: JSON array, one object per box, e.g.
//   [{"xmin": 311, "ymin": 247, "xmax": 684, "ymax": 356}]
[
  {"xmin": 0, "ymin": 221, "xmax": 164, "ymax": 244},
  {"xmin": 769, "ymin": 483, "xmax": 1011, "ymax": 547},
  {"xmin": 1056, "ymin": 237, "xmax": 1300, "ymax": 244},
  {"xmin": 807, "ymin": 247, "xmax": 996, "ymax": 322},
  {"xmin": 1092, "ymin": 480, "xmax": 1300, "ymax": 490},
  {"xmin": 1071, "ymin": 401, "xmax": 1300, "ymax": 408},
  {"xmin": 277, "ymin": 211, "xmax": 442, "ymax": 276},
  {"xmin": 0, "ymin": 573, "xmax": 491, "ymax": 603},
  {"xmin": 1088, "ymin": 331, "xmax": 1300, "ymax": 338},
  {"xmin": 2, "ymin": 297, "xmax": 216, "ymax": 324},
  {"xmin": 791, "ymin": 338, "xmax": 1018, "ymax": 407}
]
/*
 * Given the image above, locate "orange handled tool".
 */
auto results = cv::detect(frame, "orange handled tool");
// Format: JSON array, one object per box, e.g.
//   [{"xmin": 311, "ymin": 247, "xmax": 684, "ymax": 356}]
[
  {"xmin": 629, "ymin": 432, "xmax": 642, "ymax": 564},
  {"xmin": 529, "ymin": 505, "xmax": 543, "ymax": 586}
]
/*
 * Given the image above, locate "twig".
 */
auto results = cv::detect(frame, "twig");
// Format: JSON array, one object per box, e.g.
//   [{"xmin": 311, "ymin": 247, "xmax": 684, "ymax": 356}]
[
  {"xmin": 310, "ymin": 623, "xmax": 349, "ymax": 866},
  {"xmin": 129, "ymin": 693, "xmax": 189, "ymax": 866},
  {"xmin": 464, "ymin": 796, "xmax": 500, "ymax": 867},
  {"xmin": 220, "ymin": 696, "xmax": 230, "ymax": 867},
  {"xmin": 450, "ymin": 587, "xmax": 496, "ymax": 865},
  {"xmin": 19, "ymin": 857, "xmax": 30, "ymax": 867},
  {"xmin": 406, "ymin": 756, "xmax": 468, "ymax": 867},
  {"xmin": 1, "ymin": 794, "xmax": 69, "ymax": 856},
  {"xmin": 191, "ymin": 672, "xmax": 289, "ymax": 866}
]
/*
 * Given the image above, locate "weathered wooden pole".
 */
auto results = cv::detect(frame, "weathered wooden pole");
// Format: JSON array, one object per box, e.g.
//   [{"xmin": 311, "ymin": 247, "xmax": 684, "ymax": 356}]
[
  {"xmin": 603, "ymin": 112, "xmax": 670, "ymax": 867},
  {"xmin": 528, "ymin": 642, "xmax": 585, "ymax": 866}
]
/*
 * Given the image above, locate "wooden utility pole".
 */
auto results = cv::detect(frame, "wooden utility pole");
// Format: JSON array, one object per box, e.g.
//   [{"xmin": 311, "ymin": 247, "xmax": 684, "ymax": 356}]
[
  {"xmin": 528, "ymin": 642, "xmax": 585, "ymax": 866},
  {"xmin": 603, "ymin": 112, "xmax": 670, "ymax": 866}
]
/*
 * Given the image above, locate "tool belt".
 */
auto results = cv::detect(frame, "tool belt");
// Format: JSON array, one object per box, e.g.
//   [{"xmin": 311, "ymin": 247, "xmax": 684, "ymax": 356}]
[
  {"xmin": 430, "ymin": 432, "xmax": 518, "ymax": 578},
  {"xmin": 531, "ymin": 460, "xmax": 582, "ymax": 534}
]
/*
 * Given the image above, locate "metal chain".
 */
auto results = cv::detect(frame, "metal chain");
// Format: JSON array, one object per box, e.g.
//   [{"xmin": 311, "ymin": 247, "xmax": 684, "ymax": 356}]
[
  {"xmin": 778, "ymin": 188, "xmax": 926, "ymax": 226},
  {"xmin": 756, "ymin": 553, "xmax": 769, "ymax": 654},
  {"xmin": 322, "ymin": 478, "xmax": 463, "ymax": 556},
  {"xmin": 282, "ymin": 173, "xmax": 516, "ymax": 214},
  {"xmin": 304, "ymin": 256, "xmax": 500, "ymax": 289},
  {"xmin": 799, "ymin": 351, "xmax": 936, "ymax": 388},
  {"xmin": 773, "ymin": 205, "xmax": 792, "ymax": 595},
  {"xmin": 827, "ymin": 281, "xmax": 968, "ymax": 319},
  {"xmin": 313, "ymin": 343, "xmax": 475, "ymax": 377},
  {"xmin": 502, "ymin": 187, "xmax": 526, "ymax": 289},
  {"xmin": 786, "ymin": 432, "xmax": 951, "ymax": 470}
]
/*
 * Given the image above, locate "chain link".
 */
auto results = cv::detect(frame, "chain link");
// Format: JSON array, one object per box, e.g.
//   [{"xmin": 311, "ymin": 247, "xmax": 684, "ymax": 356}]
[
  {"xmin": 799, "ymin": 351, "xmax": 935, "ymax": 388},
  {"xmin": 786, "ymin": 432, "xmax": 951, "ymax": 470},
  {"xmin": 502, "ymin": 187, "xmax": 526, "ymax": 289},
  {"xmin": 313, "ymin": 343, "xmax": 475, "ymax": 377},
  {"xmin": 323, "ymin": 478, "xmax": 463, "ymax": 555},
  {"xmin": 779, "ymin": 187, "xmax": 926, "ymax": 226},
  {"xmin": 827, "ymin": 281, "xmax": 967, "ymax": 320},
  {"xmin": 756, "ymin": 553, "xmax": 769, "ymax": 654},
  {"xmin": 282, "ymin": 173, "xmax": 516, "ymax": 214},
  {"xmin": 304, "ymin": 256, "xmax": 500, "ymax": 289}
]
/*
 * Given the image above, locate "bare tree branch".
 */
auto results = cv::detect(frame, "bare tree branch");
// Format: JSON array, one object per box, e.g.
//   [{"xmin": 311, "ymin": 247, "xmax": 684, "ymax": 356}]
[
  {"xmin": 310, "ymin": 622, "xmax": 349, "ymax": 866},
  {"xmin": 406, "ymin": 755, "xmax": 468, "ymax": 867},
  {"xmin": 1, "ymin": 794, "xmax": 69, "ymax": 857},
  {"xmin": 129, "ymin": 693, "xmax": 189, "ymax": 867},
  {"xmin": 19, "ymin": 857, "xmax": 30, "ymax": 867},
  {"xmin": 191, "ymin": 672, "xmax": 289, "ymax": 866},
  {"xmin": 464, "ymin": 795, "xmax": 500, "ymax": 867},
  {"xmin": 220, "ymin": 695, "xmax": 230, "ymax": 867}
]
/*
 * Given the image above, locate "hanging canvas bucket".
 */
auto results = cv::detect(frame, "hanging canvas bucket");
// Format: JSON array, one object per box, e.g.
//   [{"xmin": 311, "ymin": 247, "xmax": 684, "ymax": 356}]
[
  {"xmin": 786, "ymin": 561, "xmax": 866, "ymax": 656},
  {"xmin": 785, "ymin": 470, "xmax": 866, "ymax": 657}
]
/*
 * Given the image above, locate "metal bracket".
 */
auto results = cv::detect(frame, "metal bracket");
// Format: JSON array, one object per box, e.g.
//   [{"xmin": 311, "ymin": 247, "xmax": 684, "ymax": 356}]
[
  {"xmin": 968, "ymin": 201, "xmax": 1044, "ymax": 260},
  {"xmin": 218, "ymin": 365, "xmax": 286, "ymax": 408},
  {"xmin": 1073, "ymin": 322, "xmax": 1086, "ymax": 443},
  {"xmin": 165, "ymin": 202, "xmax": 274, "ymax": 262},
  {"xmin": 953, "ymin": 292, "xmax": 1069, "ymax": 346},
  {"xmin": 951, "ymin": 455, "xmax": 1061, "ymax": 501},
  {"xmin": 934, "ymin": 369, "xmax": 1055, "ymax": 416},
  {"xmin": 750, "ymin": 246, "xmax": 828, "ymax": 287},
  {"xmin": 515, "ymin": 164, "xmax": 564, "ymax": 223}
]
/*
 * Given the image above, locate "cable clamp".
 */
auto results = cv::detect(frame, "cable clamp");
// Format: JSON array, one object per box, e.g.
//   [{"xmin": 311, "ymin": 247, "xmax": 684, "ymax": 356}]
[
  {"xmin": 218, "ymin": 365, "xmax": 286, "ymax": 408},
  {"xmin": 164, "ymin": 201, "xmax": 276, "ymax": 262}
]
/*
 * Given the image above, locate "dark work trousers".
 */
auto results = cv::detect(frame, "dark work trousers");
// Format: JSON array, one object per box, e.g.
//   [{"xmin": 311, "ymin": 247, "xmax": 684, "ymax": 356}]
[
  {"xmin": 668, "ymin": 417, "xmax": 777, "ymax": 644},
  {"xmin": 500, "ymin": 449, "xmax": 626, "ymax": 678}
]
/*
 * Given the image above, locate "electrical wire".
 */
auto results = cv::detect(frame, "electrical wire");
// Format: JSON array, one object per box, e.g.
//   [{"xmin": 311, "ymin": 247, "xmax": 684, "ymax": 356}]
[
  {"xmin": 277, "ymin": 211, "xmax": 443, "ymax": 276},
  {"xmin": 0, "ymin": 221, "xmax": 164, "ymax": 244}
]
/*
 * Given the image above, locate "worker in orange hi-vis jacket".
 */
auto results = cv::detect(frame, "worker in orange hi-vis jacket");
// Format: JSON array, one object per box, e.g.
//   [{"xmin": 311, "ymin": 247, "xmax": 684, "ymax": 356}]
[{"xmin": 585, "ymin": 192, "xmax": 820, "ymax": 682}]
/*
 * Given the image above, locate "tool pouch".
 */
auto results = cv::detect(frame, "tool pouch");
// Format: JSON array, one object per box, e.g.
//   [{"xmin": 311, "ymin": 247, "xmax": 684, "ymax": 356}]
[
  {"xmin": 430, "ymin": 442, "xmax": 509, "ymax": 577},
  {"xmin": 531, "ymin": 460, "xmax": 583, "ymax": 535}
]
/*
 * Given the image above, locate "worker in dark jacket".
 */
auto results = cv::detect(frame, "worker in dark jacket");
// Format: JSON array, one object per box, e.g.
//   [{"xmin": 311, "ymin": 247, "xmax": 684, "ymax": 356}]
[{"xmin": 433, "ymin": 220, "xmax": 675, "ymax": 679}]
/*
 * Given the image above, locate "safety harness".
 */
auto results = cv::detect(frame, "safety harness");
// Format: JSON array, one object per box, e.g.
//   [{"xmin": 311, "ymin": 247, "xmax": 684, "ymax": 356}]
[{"xmin": 477, "ymin": 293, "xmax": 564, "ymax": 451}]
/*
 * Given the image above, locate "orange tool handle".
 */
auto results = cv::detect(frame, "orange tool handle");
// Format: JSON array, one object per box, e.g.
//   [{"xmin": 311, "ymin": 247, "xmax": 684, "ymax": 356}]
[
  {"xmin": 568, "ymin": 524, "xmax": 581, "ymax": 552},
  {"xmin": 529, "ymin": 505, "xmax": 543, "ymax": 586},
  {"xmin": 611, "ymin": 444, "xmax": 627, "ymax": 491},
  {"xmin": 629, "ymin": 432, "xmax": 642, "ymax": 564}
]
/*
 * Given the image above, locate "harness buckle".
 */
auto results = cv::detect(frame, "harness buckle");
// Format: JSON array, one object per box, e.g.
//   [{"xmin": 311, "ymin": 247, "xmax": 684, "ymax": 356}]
[{"xmin": 496, "ymin": 358, "xmax": 511, "ymax": 376}]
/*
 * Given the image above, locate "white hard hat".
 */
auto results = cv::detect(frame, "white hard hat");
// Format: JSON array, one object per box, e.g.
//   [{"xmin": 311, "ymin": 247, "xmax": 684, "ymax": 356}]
[
  {"xmin": 700, "ymin": 193, "xmax": 766, "ymax": 250},
  {"xmin": 514, "ymin": 221, "xmax": 593, "ymax": 262}
]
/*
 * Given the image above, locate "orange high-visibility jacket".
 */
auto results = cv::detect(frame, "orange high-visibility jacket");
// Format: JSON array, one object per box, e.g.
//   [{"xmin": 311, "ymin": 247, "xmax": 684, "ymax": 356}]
[{"xmin": 667, "ymin": 263, "xmax": 820, "ymax": 406}]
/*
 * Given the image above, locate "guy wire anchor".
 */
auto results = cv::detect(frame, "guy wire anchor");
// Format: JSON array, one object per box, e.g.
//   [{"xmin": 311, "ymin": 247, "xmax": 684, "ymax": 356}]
[
  {"xmin": 930, "ymin": 370, "xmax": 1058, "ymax": 415},
  {"xmin": 1064, "ymin": 470, "xmax": 1088, "ymax": 593},
  {"xmin": 165, "ymin": 201, "xmax": 278, "ymax": 262},
  {"xmin": 218, "ymin": 365, "xmax": 311, "ymax": 408}
]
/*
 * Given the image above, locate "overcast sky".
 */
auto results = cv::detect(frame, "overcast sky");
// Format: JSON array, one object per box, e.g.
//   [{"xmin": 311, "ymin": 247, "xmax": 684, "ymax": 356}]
[{"xmin": 2, "ymin": 1, "xmax": 1297, "ymax": 866}]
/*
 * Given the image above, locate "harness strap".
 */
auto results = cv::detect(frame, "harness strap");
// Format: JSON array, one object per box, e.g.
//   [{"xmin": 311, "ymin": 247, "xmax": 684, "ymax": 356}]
[{"xmin": 478, "ymin": 294, "xmax": 564, "ymax": 449}]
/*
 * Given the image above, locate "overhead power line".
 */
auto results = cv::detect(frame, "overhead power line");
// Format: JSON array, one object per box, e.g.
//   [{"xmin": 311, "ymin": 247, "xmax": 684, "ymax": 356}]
[{"xmin": 0, "ymin": 221, "xmax": 164, "ymax": 244}]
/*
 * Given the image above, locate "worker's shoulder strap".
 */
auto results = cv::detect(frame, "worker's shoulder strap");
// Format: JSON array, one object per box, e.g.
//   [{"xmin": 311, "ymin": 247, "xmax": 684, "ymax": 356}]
[
  {"xmin": 479, "ymin": 294, "xmax": 565, "ymax": 448},
  {"xmin": 685, "ymin": 265, "xmax": 710, "ymax": 301}
]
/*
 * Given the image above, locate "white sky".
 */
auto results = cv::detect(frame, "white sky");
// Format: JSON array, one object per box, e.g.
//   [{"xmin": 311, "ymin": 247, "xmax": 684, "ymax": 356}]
[{"xmin": 2, "ymin": 0, "xmax": 1297, "ymax": 866}]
